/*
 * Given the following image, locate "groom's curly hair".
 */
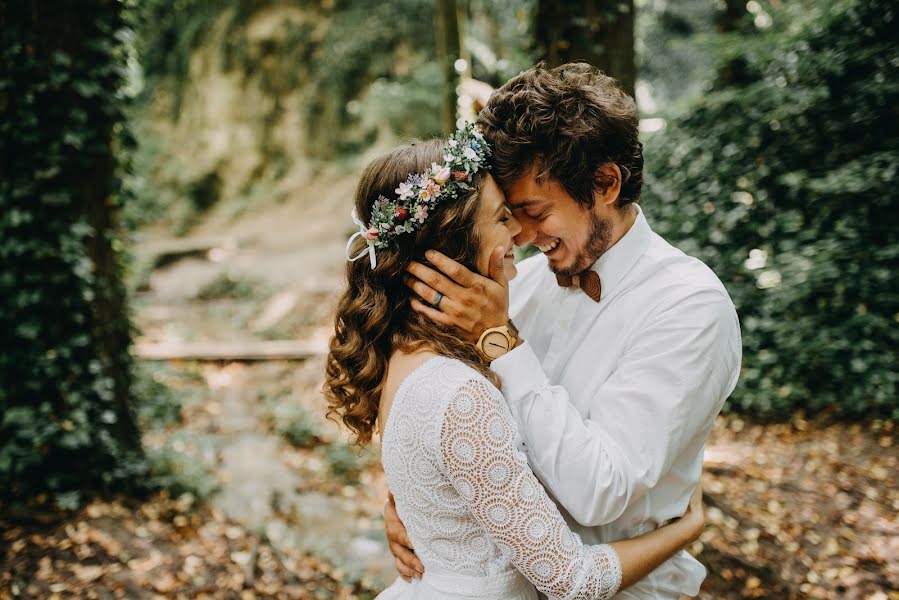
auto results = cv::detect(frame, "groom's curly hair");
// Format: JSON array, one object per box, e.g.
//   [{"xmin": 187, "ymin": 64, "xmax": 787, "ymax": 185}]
[{"xmin": 477, "ymin": 62, "xmax": 643, "ymax": 209}]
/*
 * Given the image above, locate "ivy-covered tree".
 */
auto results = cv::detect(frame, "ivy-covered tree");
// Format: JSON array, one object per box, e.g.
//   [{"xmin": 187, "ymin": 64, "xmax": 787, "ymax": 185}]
[
  {"xmin": 645, "ymin": 0, "xmax": 898, "ymax": 419},
  {"xmin": 0, "ymin": 0, "xmax": 143, "ymax": 506}
]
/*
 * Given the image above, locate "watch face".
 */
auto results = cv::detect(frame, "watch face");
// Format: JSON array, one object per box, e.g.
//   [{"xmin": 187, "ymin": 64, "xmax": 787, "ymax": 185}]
[{"xmin": 482, "ymin": 331, "xmax": 511, "ymax": 359}]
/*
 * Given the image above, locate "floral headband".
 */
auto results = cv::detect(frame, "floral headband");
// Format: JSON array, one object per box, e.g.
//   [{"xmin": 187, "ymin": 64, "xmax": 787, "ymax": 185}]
[{"xmin": 345, "ymin": 122, "xmax": 491, "ymax": 269}]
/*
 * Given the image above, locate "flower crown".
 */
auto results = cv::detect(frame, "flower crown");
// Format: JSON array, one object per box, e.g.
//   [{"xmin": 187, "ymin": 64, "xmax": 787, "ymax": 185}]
[{"xmin": 346, "ymin": 122, "xmax": 491, "ymax": 268}]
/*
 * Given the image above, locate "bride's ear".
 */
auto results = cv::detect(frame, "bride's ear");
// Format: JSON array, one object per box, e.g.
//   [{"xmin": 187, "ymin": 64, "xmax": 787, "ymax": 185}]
[{"xmin": 592, "ymin": 163, "xmax": 622, "ymax": 207}]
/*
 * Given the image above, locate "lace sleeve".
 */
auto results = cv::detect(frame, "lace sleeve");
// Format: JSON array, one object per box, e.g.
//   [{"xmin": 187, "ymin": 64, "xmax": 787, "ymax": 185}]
[{"xmin": 438, "ymin": 378, "xmax": 622, "ymax": 600}]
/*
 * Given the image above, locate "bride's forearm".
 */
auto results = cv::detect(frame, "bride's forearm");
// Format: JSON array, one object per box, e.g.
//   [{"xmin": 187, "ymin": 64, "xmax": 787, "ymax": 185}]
[{"xmin": 609, "ymin": 516, "xmax": 701, "ymax": 590}]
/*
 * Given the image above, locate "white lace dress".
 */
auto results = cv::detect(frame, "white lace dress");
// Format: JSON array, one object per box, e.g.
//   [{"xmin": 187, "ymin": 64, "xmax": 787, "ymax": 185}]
[{"xmin": 378, "ymin": 356, "xmax": 622, "ymax": 600}]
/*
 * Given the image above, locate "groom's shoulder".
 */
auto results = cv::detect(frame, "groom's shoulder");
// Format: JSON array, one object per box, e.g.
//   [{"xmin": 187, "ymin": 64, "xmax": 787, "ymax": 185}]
[{"xmin": 642, "ymin": 232, "xmax": 734, "ymax": 307}]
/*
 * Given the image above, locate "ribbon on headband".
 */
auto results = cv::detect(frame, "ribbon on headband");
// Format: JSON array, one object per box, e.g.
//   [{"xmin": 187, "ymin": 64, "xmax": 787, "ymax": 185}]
[{"xmin": 345, "ymin": 209, "xmax": 378, "ymax": 269}]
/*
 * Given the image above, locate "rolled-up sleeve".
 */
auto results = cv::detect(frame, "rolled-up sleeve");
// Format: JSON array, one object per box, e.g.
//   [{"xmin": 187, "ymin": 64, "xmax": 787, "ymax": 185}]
[{"xmin": 492, "ymin": 289, "xmax": 741, "ymax": 527}]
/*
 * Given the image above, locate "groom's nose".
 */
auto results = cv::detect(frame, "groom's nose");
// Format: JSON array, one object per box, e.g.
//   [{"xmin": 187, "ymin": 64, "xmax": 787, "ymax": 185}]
[
  {"xmin": 513, "ymin": 226, "xmax": 536, "ymax": 247},
  {"xmin": 514, "ymin": 218, "xmax": 538, "ymax": 247}
]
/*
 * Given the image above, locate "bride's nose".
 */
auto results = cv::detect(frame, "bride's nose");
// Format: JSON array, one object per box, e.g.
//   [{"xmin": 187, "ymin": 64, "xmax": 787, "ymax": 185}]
[{"xmin": 509, "ymin": 214, "xmax": 523, "ymax": 237}]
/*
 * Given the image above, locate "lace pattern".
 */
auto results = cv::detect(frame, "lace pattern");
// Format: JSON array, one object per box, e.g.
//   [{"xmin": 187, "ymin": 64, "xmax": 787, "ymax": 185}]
[{"xmin": 381, "ymin": 356, "xmax": 622, "ymax": 599}]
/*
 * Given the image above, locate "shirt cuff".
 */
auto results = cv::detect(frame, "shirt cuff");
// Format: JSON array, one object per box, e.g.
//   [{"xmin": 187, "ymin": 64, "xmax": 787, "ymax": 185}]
[{"xmin": 490, "ymin": 341, "xmax": 549, "ymax": 403}]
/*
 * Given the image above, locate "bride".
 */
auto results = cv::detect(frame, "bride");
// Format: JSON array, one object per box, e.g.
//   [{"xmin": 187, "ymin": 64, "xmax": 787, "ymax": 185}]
[{"xmin": 324, "ymin": 124, "xmax": 703, "ymax": 600}]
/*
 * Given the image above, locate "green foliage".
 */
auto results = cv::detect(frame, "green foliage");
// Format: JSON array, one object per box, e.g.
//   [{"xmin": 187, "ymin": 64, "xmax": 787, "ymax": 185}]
[
  {"xmin": 130, "ymin": 0, "xmax": 224, "ymax": 119},
  {"xmin": 145, "ymin": 443, "xmax": 218, "ymax": 500},
  {"xmin": 324, "ymin": 443, "xmax": 376, "ymax": 485},
  {"xmin": 133, "ymin": 363, "xmax": 184, "ymax": 431},
  {"xmin": 274, "ymin": 405, "xmax": 323, "ymax": 449},
  {"xmin": 195, "ymin": 272, "xmax": 261, "ymax": 302},
  {"xmin": 0, "ymin": 1, "xmax": 147, "ymax": 504},
  {"xmin": 645, "ymin": 0, "xmax": 898, "ymax": 419},
  {"xmin": 636, "ymin": 0, "xmax": 719, "ymax": 111},
  {"xmin": 361, "ymin": 62, "xmax": 443, "ymax": 140},
  {"xmin": 304, "ymin": 0, "xmax": 442, "ymax": 153}
]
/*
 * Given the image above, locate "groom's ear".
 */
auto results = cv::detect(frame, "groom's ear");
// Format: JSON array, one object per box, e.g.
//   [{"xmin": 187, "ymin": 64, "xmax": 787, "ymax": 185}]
[{"xmin": 592, "ymin": 162, "xmax": 622, "ymax": 207}]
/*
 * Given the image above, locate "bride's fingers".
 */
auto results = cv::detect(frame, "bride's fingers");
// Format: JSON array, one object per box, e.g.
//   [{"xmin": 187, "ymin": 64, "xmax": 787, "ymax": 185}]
[
  {"xmin": 691, "ymin": 486, "xmax": 703, "ymax": 505},
  {"xmin": 687, "ymin": 486, "xmax": 703, "ymax": 515},
  {"xmin": 390, "ymin": 540, "xmax": 424, "ymax": 577},
  {"xmin": 395, "ymin": 556, "xmax": 418, "ymax": 581}
]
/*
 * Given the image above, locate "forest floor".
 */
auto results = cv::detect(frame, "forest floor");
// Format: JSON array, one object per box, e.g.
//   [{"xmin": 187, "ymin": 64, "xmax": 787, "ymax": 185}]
[{"xmin": 3, "ymin": 190, "xmax": 897, "ymax": 599}]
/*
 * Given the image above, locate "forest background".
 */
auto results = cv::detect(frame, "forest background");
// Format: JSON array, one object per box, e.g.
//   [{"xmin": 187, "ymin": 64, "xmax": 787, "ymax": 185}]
[{"xmin": 1, "ymin": 0, "xmax": 896, "ymax": 598}]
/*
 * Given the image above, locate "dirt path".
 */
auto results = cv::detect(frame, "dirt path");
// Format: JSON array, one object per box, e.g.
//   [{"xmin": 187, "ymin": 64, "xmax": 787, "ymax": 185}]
[{"xmin": 130, "ymin": 177, "xmax": 401, "ymax": 588}]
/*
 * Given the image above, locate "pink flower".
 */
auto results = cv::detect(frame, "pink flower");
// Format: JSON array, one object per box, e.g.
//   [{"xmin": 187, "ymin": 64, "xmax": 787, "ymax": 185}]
[
  {"xmin": 414, "ymin": 204, "xmax": 429, "ymax": 223},
  {"xmin": 453, "ymin": 170, "xmax": 468, "ymax": 181},
  {"xmin": 364, "ymin": 227, "xmax": 379, "ymax": 240}
]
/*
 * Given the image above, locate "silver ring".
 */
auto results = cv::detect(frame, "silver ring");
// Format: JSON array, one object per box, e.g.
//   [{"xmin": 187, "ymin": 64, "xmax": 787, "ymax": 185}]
[{"xmin": 432, "ymin": 292, "xmax": 444, "ymax": 309}]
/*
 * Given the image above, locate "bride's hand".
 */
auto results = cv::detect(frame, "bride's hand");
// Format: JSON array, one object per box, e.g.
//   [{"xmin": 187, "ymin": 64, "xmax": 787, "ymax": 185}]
[{"xmin": 681, "ymin": 485, "xmax": 705, "ymax": 543}]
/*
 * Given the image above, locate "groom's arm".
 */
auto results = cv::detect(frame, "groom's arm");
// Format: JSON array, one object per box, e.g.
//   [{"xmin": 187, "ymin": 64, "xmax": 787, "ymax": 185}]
[
  {"xmin": 406, "ymin": 251, "xmax": 741, "ymax": 526},
  {"xmin": 492, "ymin": 288, "xmax": 741, "ymax": 526}
]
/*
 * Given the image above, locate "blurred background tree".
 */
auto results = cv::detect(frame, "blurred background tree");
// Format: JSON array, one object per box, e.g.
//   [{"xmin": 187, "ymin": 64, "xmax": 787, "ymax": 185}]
[
  {"xmin": 537, "ymin": 0, "xmax": 635, "ymax": 97},
  {"xmin": 645, "ymin": 0, "xmax": 898, "ymax": 419},
  {"xmin": 0, "ymin": 0, "xmax": 144, "ymax": 507},
  {"xmin": 436, "ymin": 0, "xmax": 462, "ymax": 134}
]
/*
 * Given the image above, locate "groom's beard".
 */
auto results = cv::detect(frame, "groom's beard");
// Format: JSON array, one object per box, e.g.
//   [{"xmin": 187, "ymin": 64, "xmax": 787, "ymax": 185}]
[{"xmin": 552, "ymin": 212, "xmax": 613, "ymax": 277}]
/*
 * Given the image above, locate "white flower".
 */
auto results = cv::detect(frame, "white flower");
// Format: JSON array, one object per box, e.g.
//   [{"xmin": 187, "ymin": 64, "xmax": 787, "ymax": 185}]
[
  {"xmin": 431, "ymin": 162, "xmax": 451, "ymax": 184},
  {"xmin": 463, "ymin": 146, "xmax": 478, "ymax": 161},
  {"xmin": 395, "ymin": 181, "xmax": 414, "ymax": 200}
]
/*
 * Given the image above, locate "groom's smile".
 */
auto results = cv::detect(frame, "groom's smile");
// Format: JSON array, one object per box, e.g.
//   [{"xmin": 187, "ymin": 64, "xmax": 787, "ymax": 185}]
[{"xmin": 506, "ymin": 165, "xmax": 620, "ymax": 276}]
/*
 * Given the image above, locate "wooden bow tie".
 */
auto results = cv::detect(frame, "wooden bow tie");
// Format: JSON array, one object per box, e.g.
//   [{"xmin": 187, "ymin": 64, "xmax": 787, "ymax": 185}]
[{"xmin": 556, "ymin": 270, "xmax": 602, "ymax": 302}]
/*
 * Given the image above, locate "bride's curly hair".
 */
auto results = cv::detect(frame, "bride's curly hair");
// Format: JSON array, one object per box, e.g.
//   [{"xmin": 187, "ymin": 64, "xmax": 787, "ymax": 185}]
[{"xmin": 324, "ymin": 139, "xmax": 499, "ymax": 445}]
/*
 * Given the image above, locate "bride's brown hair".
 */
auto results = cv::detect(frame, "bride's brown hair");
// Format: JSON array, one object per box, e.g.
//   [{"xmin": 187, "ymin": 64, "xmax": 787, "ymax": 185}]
[{"xmin": 324, "ymin": 139, "xmax": 499, "ymax": 445}]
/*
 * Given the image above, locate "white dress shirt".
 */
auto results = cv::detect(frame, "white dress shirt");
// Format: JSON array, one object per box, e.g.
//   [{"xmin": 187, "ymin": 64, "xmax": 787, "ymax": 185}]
[{"xmin": 492, "ymin": 205, "xmax": 741, "ymax": 599}]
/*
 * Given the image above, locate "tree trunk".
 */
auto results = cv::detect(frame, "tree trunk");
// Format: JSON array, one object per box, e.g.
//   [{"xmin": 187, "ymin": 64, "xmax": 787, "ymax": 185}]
[
  {"xmin": 536, "ymin": 0, "xmax": 636, "ymax": 98},
  {"xmin": 716, "ymin": 0, "xmax": 751, "ymax": 86},
  {"xmin": 0, "ymin": 0, "xmax": 142, "ymax": 502},
  {"xmin": 436, "ymin": 0, "xmax": 462, "ymax": 134}
]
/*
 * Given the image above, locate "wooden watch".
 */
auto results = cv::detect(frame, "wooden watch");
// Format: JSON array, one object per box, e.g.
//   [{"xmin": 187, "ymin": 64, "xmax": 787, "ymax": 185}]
[{"xmin": 476, "ymin": 321, "xmax": 520, "ymax": 361}]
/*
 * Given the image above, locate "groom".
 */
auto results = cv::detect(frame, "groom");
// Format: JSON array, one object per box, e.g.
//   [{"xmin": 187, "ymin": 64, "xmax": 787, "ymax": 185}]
[{"xmin": 387, "ymin": 62, "xmax": 741, "ymax": 599}]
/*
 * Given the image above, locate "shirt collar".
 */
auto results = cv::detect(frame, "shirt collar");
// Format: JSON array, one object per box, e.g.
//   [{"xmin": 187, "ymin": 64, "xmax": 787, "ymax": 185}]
[{"xmin": 588, "ymin": 204, "xmax": 652, "ymax": 296}]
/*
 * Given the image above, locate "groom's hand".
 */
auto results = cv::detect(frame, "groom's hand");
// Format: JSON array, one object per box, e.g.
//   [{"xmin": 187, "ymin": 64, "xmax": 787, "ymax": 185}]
[
  {"xmin": 405, "ymin": 246, "xmax": 510, "ymax": 342},
  {"xmin": 384, "ymin": 492, "xmax": 424, "ymax": 580}
]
